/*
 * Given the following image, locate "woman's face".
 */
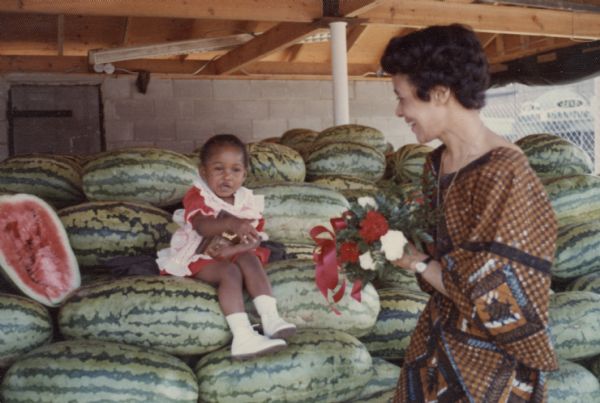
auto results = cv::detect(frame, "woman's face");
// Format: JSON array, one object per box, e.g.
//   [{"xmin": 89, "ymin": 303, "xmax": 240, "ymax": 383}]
[
  {"xmin": 200, "ymin": 144, "xmax": 247, "ymax": 202},
  {"xmin": 392, "ymin": 74, "xmax": 445, "ymax": 144}
]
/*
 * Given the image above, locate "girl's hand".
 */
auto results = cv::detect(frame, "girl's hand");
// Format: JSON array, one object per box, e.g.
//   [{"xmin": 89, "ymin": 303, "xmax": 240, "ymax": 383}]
[
  {"xmin": 229, "ymin": 218, "xmax": 260, "ymax": 245},
  {"xmin": 212, "ymin": 239, "xmax": 261, "ymax": 259},
  {"xmin": 391, "ymin": 242, "xmax": 429, "ymax": 273}
]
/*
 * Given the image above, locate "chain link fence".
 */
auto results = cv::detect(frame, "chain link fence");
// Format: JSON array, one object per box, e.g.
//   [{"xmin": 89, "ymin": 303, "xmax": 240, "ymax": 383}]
[{"xmin": 481, "ymin": 80, "xmax": 597, "ymax": 164}]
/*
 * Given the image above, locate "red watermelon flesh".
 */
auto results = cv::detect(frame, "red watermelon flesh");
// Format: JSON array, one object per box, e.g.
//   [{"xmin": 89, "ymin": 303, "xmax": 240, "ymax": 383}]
[{"xmin": 0, "ymin": 194, "xmax": 80, "ymax": 306}]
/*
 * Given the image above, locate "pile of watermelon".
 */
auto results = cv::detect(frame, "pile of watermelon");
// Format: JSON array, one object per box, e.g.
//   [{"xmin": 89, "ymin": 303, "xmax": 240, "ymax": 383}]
[{"xmin": 0, "ymin": 127, "xmax": 598, "ymax": 401}]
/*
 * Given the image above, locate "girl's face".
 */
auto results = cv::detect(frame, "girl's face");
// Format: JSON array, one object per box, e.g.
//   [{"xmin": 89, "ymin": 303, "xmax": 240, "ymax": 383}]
[
  {"xmin": 200, "ymin": 144, "xmax": 247, "ymax": 202},
  {"xmin": 392, "ymin": 74, "xmax": 446, "ymax": 144}
]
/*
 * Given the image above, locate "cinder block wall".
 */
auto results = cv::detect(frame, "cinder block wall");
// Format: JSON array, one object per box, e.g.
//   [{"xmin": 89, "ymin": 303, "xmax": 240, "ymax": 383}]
[{"xmin": 0, "ymin": 74, "xmax": 415, "ymax": 159}]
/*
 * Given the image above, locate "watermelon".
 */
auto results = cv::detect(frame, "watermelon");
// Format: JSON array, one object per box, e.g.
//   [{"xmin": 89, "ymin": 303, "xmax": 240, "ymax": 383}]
[
  {"xmin": 353, "ymin": 357, "xmax": 401, "ymax": 402},
  {"xmin": 314, "ymin": 124, "xmax": 388, "ymax": 154},
  {"xmin": 309, "ymin": 175, "xmax": 378, "ymax": 192},
  {"xmin": 542, "ymin": 174, "xmax": 600, "ymax": 225},
  {"xmin": 0, "ymin": 340, "xmax": 199, "ymax": 403},
  {"xmin": 306, "ymin": 142, "xmax": 386, "ymax": 181},
  {"xmin": 82, "ymin": 147, "xmax": 197, "ymax": 207},
  {"xmin": 0, "ymin": 293, "xmax": 53, "ymax": 368},
  {"xmin": 547, "ymin": 359, "xmax": 600, "ymax": 403},
  {"xmin": 58, "ymin": 200, "xmax": 177, "ymax": 268},
  {"xmin": 279, "ymin": 128, "xmax": 319, "ymax": 158},
  {"xmin": 515, "ymin": 133, "xmax": 593, "ymax": 178},
  {"xmin": 567, "ymin": 271, "xmax": 600, "ymax": 294},
  {"xmin": 195, "ymin": 328, "xmax": 373, "ymax": 403},
  {"xmin": 387, "ymin": 143, "xmax": 432, "ymax": 184},
  {"xmin": 245, "ymin": 142, "xmax": 306, "ymax": 187},
  {"xmin": 548, "ymin": 291, "xmax": 600, "ymax": 360},
  {"xmin": 260, "ymin": 259, "xmax": 380, "ymax": 337},
  {"xmin": 373, "ymin": 266, "xmax": 421, "ymax": 292},
  {"xmin": 0, "ymin": 194, "xmax": 80, "ymax": 306},
  {"xmin": 281, "ymin": 242, "xmax": 316, "ymax": 260},
  {"xmin": 253, "ymin": 182, "xmax": 349, "ymax": 244},
  {"xmin": 359, "ymin": 288, "xmax": 428, "ymax": 361},
  {"xmin": 553, "ymin": 219, "xmax": 600, "ymax": 280},
  {"xmin": 58, "ymin": 276, "xmax": 230, "ymax": 355},
  {"xmin": 0, "ymin": 154, "xmax": 84, "ymax": 209}
]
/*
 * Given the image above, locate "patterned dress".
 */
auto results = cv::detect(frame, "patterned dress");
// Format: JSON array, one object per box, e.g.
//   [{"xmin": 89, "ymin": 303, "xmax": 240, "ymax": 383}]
[{"xmin": 394, "ymin": 146, "xmax": 558, "ymax": 403}]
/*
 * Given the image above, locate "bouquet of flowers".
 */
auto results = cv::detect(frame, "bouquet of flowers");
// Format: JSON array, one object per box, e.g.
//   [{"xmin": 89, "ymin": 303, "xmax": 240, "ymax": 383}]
[{"xmin": 311, "ymin": 180, "xmax": 437, "ymax": 312}]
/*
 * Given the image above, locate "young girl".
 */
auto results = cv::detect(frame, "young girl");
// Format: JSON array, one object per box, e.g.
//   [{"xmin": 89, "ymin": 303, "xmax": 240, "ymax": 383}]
[{"xmin": 156, "ymin": 134, "xmax": 296, "ymax": 360}]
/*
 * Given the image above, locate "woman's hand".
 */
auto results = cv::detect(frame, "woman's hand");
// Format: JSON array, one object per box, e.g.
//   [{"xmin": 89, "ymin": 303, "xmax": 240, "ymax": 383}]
[{"xmin": 391, "ymin": 242, "xmax": 429, "ymax": 273}]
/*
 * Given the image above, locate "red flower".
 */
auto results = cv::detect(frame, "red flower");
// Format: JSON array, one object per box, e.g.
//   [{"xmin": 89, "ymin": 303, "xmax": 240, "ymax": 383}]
[
  {"xmin": 359, "ymin": 211, "xmax": 389, "ymax": 243},
  {"xmin": 339, "ymin": 241, "xmax": 360, "ymax": 263}
]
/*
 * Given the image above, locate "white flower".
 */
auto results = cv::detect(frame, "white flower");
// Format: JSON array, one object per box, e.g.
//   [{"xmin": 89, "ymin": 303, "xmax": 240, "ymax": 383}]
[
  {"xmin": 357, "ymin": 196, "xmax": 377, "ymax": 210},
  {"xmin": 380, "ymin": 230, "xmax": 407, "ymax": 261},
  {"xmin": 359, "ymin": 251, "xmax": 376, "ymax": 271}
]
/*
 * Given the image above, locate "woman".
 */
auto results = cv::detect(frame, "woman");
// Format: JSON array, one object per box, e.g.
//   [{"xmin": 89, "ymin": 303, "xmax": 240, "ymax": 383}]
[{"xmin": 381, "ymin": 24, "xmax": 558, "ymax": 402}]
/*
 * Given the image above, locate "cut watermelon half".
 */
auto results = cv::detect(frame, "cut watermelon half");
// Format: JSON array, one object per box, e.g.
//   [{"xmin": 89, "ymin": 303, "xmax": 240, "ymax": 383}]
[{"xmin": 0, "ymin": 194, "xmax": 80, "ymax": 306}]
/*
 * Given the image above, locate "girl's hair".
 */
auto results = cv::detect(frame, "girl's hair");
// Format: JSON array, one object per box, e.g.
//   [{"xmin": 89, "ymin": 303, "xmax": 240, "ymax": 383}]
[
  {"xmin": 199, "ymin": 134, "xmax": 249, "ymax": 167},
  {"xmin": 380, "ymin": 24, "xmax": 489, "ymax": 110}
]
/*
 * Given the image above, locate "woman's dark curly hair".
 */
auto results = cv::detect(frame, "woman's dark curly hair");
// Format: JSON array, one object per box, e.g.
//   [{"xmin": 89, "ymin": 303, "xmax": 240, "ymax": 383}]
[
  {"xmin": 200, "ymin": 133, "xmax": 249, "ymax": 168},
  {"xmin": 380, "ymin": 24, "xmax": 489, "ymax": 110}
]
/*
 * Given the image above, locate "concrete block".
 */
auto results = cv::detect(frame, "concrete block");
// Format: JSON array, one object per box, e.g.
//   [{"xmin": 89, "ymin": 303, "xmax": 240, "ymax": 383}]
[
  {"xmin": 211, "ymin": 118, "xmax": 253, "ymax": 141},
  {"xmin": 173, "ymin": 79, "xmax": 213, "ymax": 98},
  {"xmin": 250, "ymin": 80, "xmax": 289, "ymax": 100},
  {"xmin": 304, "ymin": 99, "xmax": 334, "ymax": 118},
  {"xmin": 350, "ymin": 100, "xmax": 395, "ymax": 117},
  {"xmin": 176, "ymin": 120, "xmax": 213, "ymax": 141},
  {"xmin": 0, "ymin": 143, "xmax": 8, "ymax": 161},
  {"xmin": 317, "ymin": 80, "xmax": 355, "ymax": 99},
  {"xmin": 269, "ymin": 100, "xmax": 306, "ymax": 119},
  {"xmin": 103, "ymin": 120, "xmax": 134, "ymax": 142},
  {"xmin": 320, "ymin": 116, "xmax": 335, "ymax": 129},
  {"xmin": 287, "ymin": 117, "xmax": 323, "ymax": 132},
  {"xmin": 132, "ymin": 78, "xmax": 173, "ymax": 99},
  {"xmin": 101, "ymin": 76, "xmax": 133, "ymax": 99},
  {"xmin": 230, "ymin": 101, "xmax": 269, "ymax": 120},
  {"xmin": 0, "ymin": 120, "xmax": 8, "ymax": 148},
  {"xmin": 213, "ymin": 80, "xmax": 251, "ymax": 100},
  {"xmin": 107, "ymin": 140, "xmax": 155, "ymax": 151},
  {"xmin": 154, "ymin": 99, "xmax": 180, "ymax": 119},
  {"xmin": 193, "ymin": 100, "xmax": 222, "ymax": 119},
  {"xmin": 286, "ymin": 80, "xmax": 327, "ymax": 99},
  {"xmin": 112, "ymin": 99, "xmax": 156, "ymax": 120},
  {"xmin": 154, "ymin": 140, "xmax": 195, "ymax": 154},
  {"xmin": 133, "ymin": 118, "xmax": 176, "ymax": 141},
  {"xmin": 178, "ymin": 100, "xmax": 195, "ymax": 118},
  {"xmin": 252, "ymin": 119, "xmax": 287, "ymax": 140},
  {"xmin": 355, "ymin": 80, "xmax": 396, "ymax": 102}
]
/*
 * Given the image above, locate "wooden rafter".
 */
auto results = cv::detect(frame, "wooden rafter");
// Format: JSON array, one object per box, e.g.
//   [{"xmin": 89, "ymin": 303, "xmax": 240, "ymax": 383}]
[
  {"xmin": 0, "ymin": 0, "xmax": 322, "ymax": 22},
  {"xmin": 207, "ymin": 22, "xmax": 321, "ymax": 75},
  {"xmin": 359, "ymin": 0, "xmax": 600, "ymax": 40}
]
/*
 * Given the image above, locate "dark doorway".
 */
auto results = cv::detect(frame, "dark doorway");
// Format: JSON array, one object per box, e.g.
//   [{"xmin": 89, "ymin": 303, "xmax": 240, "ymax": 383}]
[{"xmin": 8, "ymin": 84, "xmax": 105, "ymax": 156}]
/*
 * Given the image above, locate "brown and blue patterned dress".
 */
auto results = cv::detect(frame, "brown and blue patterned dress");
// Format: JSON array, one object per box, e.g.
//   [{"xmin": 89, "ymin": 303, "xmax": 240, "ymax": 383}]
[{"xmin": 395, "ymin": 146, "xmax": 558, "ymax": 403}]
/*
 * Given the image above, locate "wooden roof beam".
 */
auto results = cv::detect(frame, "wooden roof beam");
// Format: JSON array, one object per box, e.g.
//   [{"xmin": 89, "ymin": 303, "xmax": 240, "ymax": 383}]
[
  {"xmin": 361, "ymin": 0, "xmax": 600, "ymax": 40},
  {"xmin": 208, "ymin": 22, "xmax": 321, "ymax": 75},
  {"xmin": 0, "ymin": 0, "xmax": 322, "ymax": 23}
]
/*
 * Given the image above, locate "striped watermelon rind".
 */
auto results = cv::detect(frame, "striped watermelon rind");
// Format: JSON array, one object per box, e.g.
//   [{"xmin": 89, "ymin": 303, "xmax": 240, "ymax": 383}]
[
  {"xmin": 58, "ymin": 200, "xmax": 177, "ymax": 268},
  {"xmin": 388, "ymin": 143, "xmax": 432, "ymax": 184},
  {"xmin": 314, "ymin": 124, "xmax": 388, "ymax": 154},
  {"xmin": 0, "ymin": 340, "xmax": 199, "ymax": 403},
  {"xmin": 547, "ymin": 359, "xmax": 600, "ymax": 403},
  {"xmin": 566, "ymin": 271, "xmax": 600, "ymax": 294},
  {"xmin": 279, "ymin": 128, "xmax": 319, "ymax": 158},
  {"xmin": 553, "ymin": 219, "xmax": 600, "ymax": 280},
  {"xmin": 0, "ymin": 293, "xmax": 53, "ymax": 367},
  {"xmin": 359, "ymin": 287, "xmax": 428, "ymax": 360},
  {"xmin": 305, "ymin": 141, "xmax": 386, "ymax": 181},
  {"xmin": 542, "ymin": 174, "xmax": 600, "ymax": 225},
  {"xmin": 58, "ymin": 276, "xmax": 230, "ymax": 355},
  {"xmin": 0, "ymin": 154, "xmax": 84, "ymax": 209},
  {"xmin": 82, "ymin": 147, "xmax": 197, "ymax": 207},
  {"xmin": 548, "ymin": 291, "xmax": 600, "ymax": 361},
  {"xmin": 253, "ymin": 182, "xmax": 349, "ymax": 244},
  {"xmin": 195, "ymin": 328, "xmax": 373, "ymax": 403},
  {"xmin": 515, "ymin": 133, "xmax": 593, "ymax": 178},
  {"xmin": 245, "ymin": 142, "xmax": 306, "ymax": 187},
  {"xmin": 260, "ymin": 259, "xmax": 380, "ymax": 337},
  {"xmin": 353, "ymin": 357, "xmax": 401, "ymax": 401}
]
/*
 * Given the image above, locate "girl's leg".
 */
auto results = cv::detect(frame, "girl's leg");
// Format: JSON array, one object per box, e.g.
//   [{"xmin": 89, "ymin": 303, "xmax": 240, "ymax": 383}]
[
  {"xmin": 192, "ymin": 260, "xmax": 244, "ymax": 315},
  {"xmin": 234, "ymin": 252, "xmax": 296, "ymax": 339},
  {"xmin": 192, "ymin": 259, "xmax": 285, "ymax": 359}
]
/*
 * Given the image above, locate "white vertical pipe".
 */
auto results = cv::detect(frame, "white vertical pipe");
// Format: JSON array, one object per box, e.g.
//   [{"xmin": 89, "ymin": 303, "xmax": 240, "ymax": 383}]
[
  {"xmin": 594, "ymin": 76, "xmax": 600, "ymax": 174},
  {"xmin": 329, "ymin": 21, "xmax": 349, "ymax": 125}
]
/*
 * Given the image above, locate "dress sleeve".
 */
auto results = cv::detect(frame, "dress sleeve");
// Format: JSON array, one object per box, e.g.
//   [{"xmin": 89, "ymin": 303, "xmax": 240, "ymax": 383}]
[
  {"xmin": 439, "ymin": 154, "xmax": 558, "ymax": 371},
  {"xmin": 415, "ymin": 154, "xmax": 438, "ymax": 295},
  {"xmin": 183, "ymin": 187, "xmax": 215, "ymax": 222}
]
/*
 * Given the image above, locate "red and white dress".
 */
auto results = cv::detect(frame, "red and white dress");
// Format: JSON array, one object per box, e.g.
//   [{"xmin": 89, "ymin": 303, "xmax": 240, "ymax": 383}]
[{"xmin": 156, "ymin": 178, "xmax": 269, "ymax": 277}]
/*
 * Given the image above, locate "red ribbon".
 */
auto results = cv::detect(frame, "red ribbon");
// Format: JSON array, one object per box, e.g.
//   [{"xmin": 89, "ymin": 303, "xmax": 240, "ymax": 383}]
[{"xmin": 311, "ymin": 216, "xmax": 363, "ymax": 314}]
